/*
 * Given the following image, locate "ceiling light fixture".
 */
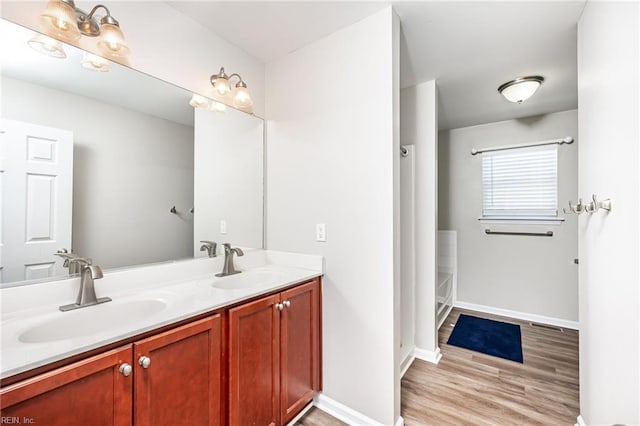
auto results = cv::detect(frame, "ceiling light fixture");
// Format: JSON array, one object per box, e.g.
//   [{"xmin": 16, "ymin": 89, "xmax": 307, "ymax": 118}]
[
  {"xmin": 210, "ymin": 67, "xmax": 254, "ymax": 110},
  {"xmin": 498, "ymin": 76, "xmax": 544, "ymax": 103},
  {"xmin": 27, "ymin": 33, "xmax": 67, "ymax": 58},
  {"xmin": 38, "ymin": 0, "xmax": 130, "ymax": 59}
]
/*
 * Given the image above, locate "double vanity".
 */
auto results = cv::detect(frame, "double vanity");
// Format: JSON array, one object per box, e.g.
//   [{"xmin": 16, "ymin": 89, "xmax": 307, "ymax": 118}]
[{"xmin": 0, "ymin": 250, "xmax": 323, "ymax": 425}]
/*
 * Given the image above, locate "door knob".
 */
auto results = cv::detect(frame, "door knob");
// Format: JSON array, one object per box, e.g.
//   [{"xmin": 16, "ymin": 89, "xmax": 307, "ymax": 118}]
[
  {"xmin": 139, "ymin": 356, "xmax": 151, "ymax": 369},
  {"xmin": 283, "ymin": 300, "xmax": 291, "ymax": 308},
  {"xmin": 119, "ymin": 363, "xmax": 132, "ymax": 376},
  {"xmin": 275, "ymin": 303, "xmax": 284, "ymax": 311}
]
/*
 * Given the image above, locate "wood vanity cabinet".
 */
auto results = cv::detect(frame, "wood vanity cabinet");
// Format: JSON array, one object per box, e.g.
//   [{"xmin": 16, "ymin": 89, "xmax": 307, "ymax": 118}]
[
  {"xmin": 0, "ymin": 315, "xmax": 222, "ymax": 426},
  {"xmin": 228, "ymin": 278, "xmax": 321, "ymax": 426},
  {"xmin": 134, "ymin": 316, "xmax": 222, "ymax": 426},
  {"xmin": 0, "ymin": 278, "xmax": 321, "ymax": 426},
  {"xmin": 0, "ymin": 346, "xmax": 133, "ymax": 426}
]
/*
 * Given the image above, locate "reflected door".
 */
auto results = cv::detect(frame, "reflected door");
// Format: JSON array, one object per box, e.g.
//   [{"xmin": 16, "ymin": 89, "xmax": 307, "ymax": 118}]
[{"xmin": 0, "ymin": 119, "xmax": 73, "ymax": 283}]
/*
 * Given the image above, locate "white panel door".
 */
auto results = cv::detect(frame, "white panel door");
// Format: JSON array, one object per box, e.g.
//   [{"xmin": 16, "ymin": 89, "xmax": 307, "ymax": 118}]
[{"xmin": 0, "ymin": 119, "xmax": 73, "ymax": 283}]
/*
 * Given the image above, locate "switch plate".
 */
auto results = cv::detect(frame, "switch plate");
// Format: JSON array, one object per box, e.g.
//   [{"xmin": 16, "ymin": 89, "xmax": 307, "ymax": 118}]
[
  {"xmin": 220, "ymin": 220, "xmax": 227, "ymax": 234},
  {"xmin": 316, "ymin": 224, "xmax": 326, "ymax": 242}
]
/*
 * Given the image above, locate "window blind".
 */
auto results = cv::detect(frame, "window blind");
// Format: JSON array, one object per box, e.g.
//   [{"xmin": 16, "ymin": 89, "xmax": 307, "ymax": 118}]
[{"xmin": 482, "ymin": 144, "xmax": 558, "ymax": 218}]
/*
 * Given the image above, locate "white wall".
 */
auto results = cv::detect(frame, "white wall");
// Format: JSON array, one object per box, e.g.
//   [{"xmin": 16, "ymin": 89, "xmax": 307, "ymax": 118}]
[
  {"xmin": 2, "ymin": 77, "xmax": 194, "ymax": 269},
  {"xmin": 400, "ymin": 81, "xmax": 439, "ymax": 356},
  {"xmin": 193, "ymin": 107, "xmax": 263, "ymax": 254},
  {"xmin": 265, "ymin": 7, "xmax": 400, "ymax": 425},
  {"xmin": 577, "ymin": 3, "xmax": 639, "ymax": 424},
  {"xmin": 438, "ymin": 110, "xmax": 579, "ymax": 323},
  {"xmin": 0, "ymin": 1, "xmax": 266, "ymax": 117}
]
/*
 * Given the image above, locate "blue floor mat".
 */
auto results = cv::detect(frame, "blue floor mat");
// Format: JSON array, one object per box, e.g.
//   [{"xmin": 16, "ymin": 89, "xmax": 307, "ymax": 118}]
[{"xmin": 447, "ymin": 314, "xmax": 523, "ymax": 363}]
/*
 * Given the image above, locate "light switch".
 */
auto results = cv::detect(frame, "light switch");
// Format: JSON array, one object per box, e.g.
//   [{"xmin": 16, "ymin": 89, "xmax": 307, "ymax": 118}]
[
  {"xmin": 316, "ymin": 224, "xmax": 326, "ymax": 242},
  {"xmin": 220, "ymin": 220, "xmax": 227, "ymax": 234}
]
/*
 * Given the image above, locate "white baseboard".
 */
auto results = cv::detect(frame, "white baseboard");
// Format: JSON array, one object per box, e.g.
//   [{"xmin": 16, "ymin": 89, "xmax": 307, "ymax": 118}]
[
  {"xmin": 400, "ymin": 351, "xmax": 415, "ymax": 378},
  {"xmin": 575, "ymin": 414, "xmax": 586, "ymax": 426},
  {"xmin": 286, "ymin": 401, "xmax": 314, "ymax": 426},
  {"xmin": 453, "ymin": 300, "xmax": 579, "ymax": 330},
  {"xmin": 314, "ymin": 393, "xmax": 384, "ymax": 426},
  {"xmin": 395, "ymin": 415, "xmax": 404, "ymax": 426},
  {"xmin": 413, "ymin": 346, "xmax": 442, "ymax": 364}
]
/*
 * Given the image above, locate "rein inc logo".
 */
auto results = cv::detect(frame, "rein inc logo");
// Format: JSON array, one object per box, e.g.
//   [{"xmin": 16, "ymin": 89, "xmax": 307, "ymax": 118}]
[{"xmin": 1, "ymin": 418, "xmax": 35, "ymax": 424}]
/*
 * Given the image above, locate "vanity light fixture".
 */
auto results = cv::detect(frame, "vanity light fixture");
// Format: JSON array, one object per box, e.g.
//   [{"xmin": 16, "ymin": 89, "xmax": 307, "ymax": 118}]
[
  {"xmin": 498, "ymin": 76, "xmax": 544, "ymax": 103},
  {"xmin": 81, "ymin": 52, "xmax": 110, "ymax": 72},
  {"xmin": 38, "ymin": 0, "xmax": 130, "ymax": 58},
  {"xmin": 189, "ymin": 94, "xmax": 227, "ymax": 113},
  {"xmin": 210, "ymin": 67, "xmax": 254, "ymax": 109},
  {"xmin": 189, "ymin": 94, "xmax": 210, "ymax": 109},
  {"xmin": 27, "ymin": 33, "xmax": 67, "ymax": 58}
]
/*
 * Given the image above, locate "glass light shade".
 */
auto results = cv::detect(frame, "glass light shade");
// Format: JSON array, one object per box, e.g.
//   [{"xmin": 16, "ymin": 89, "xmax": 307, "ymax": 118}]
[
  {"xmin": 209, "ymin": 101, "xmax": 226, "ymax": 113},
  {"xmin": 39, "ymin": 0, "xmax": 81, "ymax": 42},
  {"xmin": 213, "ymin": 77, "xmax": 231, "ymax": 96},
  {"xmin": 27, "ymin": 34, "xmax": 67, "ymax": 58},
  {"xmin": 233, "ymin": 86, "xmax": 253, "ymax": 108},
  {"xmin": 81, "ymin": 52, "xmax": 110, "ymax": 72},
  {"xmin": 499, "ymin": 79, "xmax": 542, "ymax": 103},
  {"xmin": 189, "ymin": 94, "xmax": 210, "ymax": 109},
  {"xmin": 96, "ymin": 23, "xmax": 130, "ymax": 58}
]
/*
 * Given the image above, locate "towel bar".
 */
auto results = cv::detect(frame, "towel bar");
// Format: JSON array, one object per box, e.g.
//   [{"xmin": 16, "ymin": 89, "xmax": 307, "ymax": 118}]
[{"xmin": 484, "ymin": 229, "xmax": 553, "ymax": 237}]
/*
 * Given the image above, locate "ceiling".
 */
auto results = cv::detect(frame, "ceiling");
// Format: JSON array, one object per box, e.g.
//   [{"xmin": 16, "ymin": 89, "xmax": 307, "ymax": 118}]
[{"xmin": 170, "ymin": 1, "xmax": 585, "ymax": 130}]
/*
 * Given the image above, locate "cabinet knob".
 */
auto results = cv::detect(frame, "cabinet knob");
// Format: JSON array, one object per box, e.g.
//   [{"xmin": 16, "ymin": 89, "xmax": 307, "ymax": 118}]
[
  {"xmin": 139, "ymin": 356, "xmax": 151, "ymax": 369},
  {"xmin": 275, "ymin": 303, "xmax": 284, "ymax": 311},
  {"xmin": 119, "ymin": 363, "xmax": 132, "ymax": 377},
  {"xmin": 283, "ymin": 300, "xmax": 291, "ymax": 308}
]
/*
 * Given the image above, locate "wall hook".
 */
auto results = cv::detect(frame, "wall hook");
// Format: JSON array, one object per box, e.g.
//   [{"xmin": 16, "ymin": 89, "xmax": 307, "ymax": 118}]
[
  {"xmin": 591, "ymin": 194, "xmax": 612, "ymax": 213},
  {"xmin": 563, "ymin": 198, "xmax": 585, "ymax": 215},
  {"xmin": 170, "ymin": 206, "xmax": 177, "ymax": 214}
]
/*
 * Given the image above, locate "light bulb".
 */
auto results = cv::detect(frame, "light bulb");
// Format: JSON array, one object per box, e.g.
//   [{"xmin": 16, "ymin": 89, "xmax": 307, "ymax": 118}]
[
  {"xmin": 209, "ymin": 101, "xmax": 226, "ymax": 113},
  {"xmin": 213, "ymin": 77, "xmax": 231, "ymax": 96},
  {"xmin": 189, "ymin": 94, "xmax": 210, "ymax": 109},
  {"xmin": 81, "ymin": 52, "xmax": 110, "ymax": 72},
  {"xmin": 97, "ymin": 23, "xmax": 130, "ymax": 58},
  {"xmin": 28, "ymin": 34, "xmax": 67, "ymax": 58},
  {"xmin": 233, "ymin": 86, "xmax": 253, "ymax": 109},
  {"xmin": 39, "ymin": 0, "xmax": 81, "ymax": 42}
]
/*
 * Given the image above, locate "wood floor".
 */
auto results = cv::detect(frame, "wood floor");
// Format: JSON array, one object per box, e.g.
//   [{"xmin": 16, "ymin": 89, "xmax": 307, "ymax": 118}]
[{"xmin": 297, "ymin": 308, "xmax": 579, "ymax": 426}]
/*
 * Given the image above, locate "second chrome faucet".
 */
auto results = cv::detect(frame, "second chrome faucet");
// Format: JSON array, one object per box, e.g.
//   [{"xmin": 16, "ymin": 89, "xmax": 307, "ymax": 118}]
[{"xmin": 216, "ymin": 243, "xmax": 244, "ymax": 277}]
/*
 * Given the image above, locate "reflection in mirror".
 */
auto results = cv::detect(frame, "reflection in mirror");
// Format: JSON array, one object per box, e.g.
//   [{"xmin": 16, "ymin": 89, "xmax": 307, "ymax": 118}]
[{"xmin": 0, "ymin": 19, "xmax": 264, "ymax": 287}]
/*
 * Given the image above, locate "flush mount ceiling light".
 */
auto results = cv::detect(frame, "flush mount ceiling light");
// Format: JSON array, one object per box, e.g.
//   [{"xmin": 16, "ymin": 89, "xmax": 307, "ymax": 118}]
[
  {"xmin": 210, "ymin": 67, "xmax": 254, "ymax": 110},
  {"xmin": 27, "ymin": 33, "xmax": 67, "ymax": 58},
  {"xmin": 38, "ymin": 0, "xmax": 130, "ymax": 59},
  {"xmin": 498, "ymin": 76, "xmax": 544, "ymax": 103}
]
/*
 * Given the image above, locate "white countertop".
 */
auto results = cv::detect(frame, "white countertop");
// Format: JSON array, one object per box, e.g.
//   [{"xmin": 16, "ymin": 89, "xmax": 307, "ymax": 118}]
[{"xmin": 1, "ymin": 249, "xmax": 323, "ymax": 379}]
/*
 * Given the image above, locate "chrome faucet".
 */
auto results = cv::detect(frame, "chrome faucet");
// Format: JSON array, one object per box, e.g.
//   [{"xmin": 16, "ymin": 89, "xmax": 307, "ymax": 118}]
[
  {"xmin": 59, "ymin": 258, "xmax": 111, "ymax": 312},
  {"xmin": 199, "ymin": 240, "xmax": 217, "ymax": 258},
  {"xmin": 215, "ymin": 243, "xmax": 244, "ymax": 277},
  {"xmin": 54, "ymin": 249, "xmax": 81, "ymax": 275}
]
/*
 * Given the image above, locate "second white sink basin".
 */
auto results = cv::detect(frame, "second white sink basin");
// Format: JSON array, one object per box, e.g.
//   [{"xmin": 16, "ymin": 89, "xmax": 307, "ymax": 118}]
[
  {"xmin": 19, "ymin": 299, "xmax": 168, "ymax": 343},
  {"xmin": 211, "ymin": 270, "xmax": 287, "ymax": 290}
]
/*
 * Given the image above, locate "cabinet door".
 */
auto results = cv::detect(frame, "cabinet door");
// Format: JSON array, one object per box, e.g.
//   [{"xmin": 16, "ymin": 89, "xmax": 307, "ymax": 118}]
[
  {"xmin": 134, "ymin": 315, "xmax": 222, "ymax": 426},
  {"xmin": 228, "ymin": 294, "xmax": 281, "ymax": 426},
  {"xmin": 280, "ymin": 279, "xmax": 321, "ymax": 424},
  {"xmin": 0, "ymin": 346, "xmax": 132, "ymax": 426}
]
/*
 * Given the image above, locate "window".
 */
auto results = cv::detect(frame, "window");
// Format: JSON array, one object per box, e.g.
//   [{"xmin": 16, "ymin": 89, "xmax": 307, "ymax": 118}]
[{"xmin": 481, "ymin": 145, "xmax": 558, "ymax": 219}]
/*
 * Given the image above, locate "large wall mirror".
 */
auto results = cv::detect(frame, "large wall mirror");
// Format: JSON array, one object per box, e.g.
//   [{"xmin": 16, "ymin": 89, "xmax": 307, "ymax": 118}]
[{"xmin": 0, "ymin": 19, "xmax": 264, "ymax": 287}]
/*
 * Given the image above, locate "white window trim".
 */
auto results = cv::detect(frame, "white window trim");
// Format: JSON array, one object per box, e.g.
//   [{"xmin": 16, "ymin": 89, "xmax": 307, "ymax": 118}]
[{"xmin": 477, "ymin": 217, "xmax": 565, "ymax": 226}]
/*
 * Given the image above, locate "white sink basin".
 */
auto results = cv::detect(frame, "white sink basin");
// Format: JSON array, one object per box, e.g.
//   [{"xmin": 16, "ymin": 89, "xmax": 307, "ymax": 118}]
[
  {"xmin": 19, "ymin": 299, "xmax": 167, "ymax": 343},
  {"xmin": 211, "ymin": 270, "xmax": 287, "ymax": 290}
]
